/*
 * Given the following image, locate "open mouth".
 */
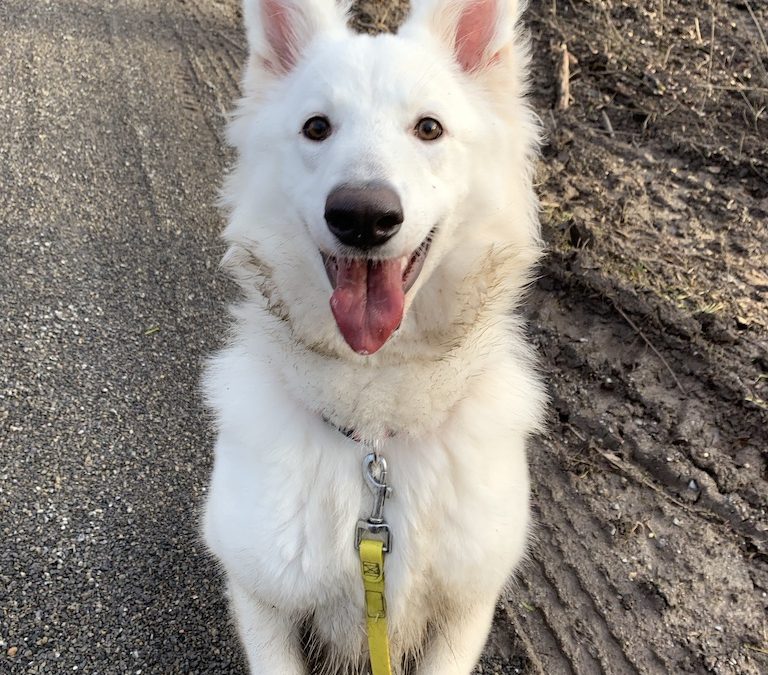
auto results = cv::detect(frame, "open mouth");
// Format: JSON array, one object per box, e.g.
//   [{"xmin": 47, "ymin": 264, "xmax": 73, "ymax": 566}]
[{"xmin": 321, "ymin": 229, "xmax": 435, "ymax": 355}]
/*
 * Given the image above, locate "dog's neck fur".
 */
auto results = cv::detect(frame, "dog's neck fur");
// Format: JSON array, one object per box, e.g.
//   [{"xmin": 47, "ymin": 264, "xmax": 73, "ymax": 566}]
[{"xmin": 230, "ymin": 240, "xmax": 538, "ymax": 441}]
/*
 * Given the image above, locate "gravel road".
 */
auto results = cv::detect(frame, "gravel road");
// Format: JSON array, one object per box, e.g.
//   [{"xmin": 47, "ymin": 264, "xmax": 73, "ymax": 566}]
[{"xmin": 2, "ymin": 0, "xmax": 244, "ymax": 672}]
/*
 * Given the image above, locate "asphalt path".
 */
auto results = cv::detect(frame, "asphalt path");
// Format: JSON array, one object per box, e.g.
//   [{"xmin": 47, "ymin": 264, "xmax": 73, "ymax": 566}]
[{"xmin": 1, "ymin": 1, "xmax": 247, "ymax": 672}]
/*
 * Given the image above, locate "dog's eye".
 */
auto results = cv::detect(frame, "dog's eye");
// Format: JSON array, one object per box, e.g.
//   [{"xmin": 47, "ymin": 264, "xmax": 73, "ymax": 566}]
[
  {"xmin": 302, "ymin": 116, "xmax": 332, "ymax": 141},
  {"xmin": 415, "ymin": 117, "xmax": 443, "ymax": 141}
]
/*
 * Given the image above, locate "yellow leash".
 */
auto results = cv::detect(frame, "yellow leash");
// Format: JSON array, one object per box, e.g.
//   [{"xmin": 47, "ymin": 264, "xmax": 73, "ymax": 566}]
[
  {"xmin": 359, "ymin": 539, "xmax": 392, "ymax": 675},
  {"xmin": 356, "ymin": 451, "xmax": 394, "ymax": 675}
]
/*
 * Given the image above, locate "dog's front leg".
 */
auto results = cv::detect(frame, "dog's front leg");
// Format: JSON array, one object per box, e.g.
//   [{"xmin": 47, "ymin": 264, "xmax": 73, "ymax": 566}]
[
  {"xmin": 416, "ymin": 594, "xmax": 498, "ymax": 675},
  {"xmin": 229, "ymin": 579, "xmax": 307, "ymax": 675}
]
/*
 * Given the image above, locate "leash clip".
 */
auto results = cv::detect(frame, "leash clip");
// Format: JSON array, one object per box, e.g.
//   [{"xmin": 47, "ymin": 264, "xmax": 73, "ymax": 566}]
[{"xmin": 355, "ymin": 451, "xmax": 392, "ymax": 553}]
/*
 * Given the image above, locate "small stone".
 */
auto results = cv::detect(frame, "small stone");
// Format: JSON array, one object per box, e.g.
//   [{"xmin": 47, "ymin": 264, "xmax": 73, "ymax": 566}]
[{"xmin": 7, "ymin": 646, "xmax": 17, "ymax": 658}]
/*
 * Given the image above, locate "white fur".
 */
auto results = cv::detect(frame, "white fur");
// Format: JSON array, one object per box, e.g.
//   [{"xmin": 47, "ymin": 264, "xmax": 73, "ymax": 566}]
[{"xmin": 203, "ymin": 0, "xmax": 545, "ymax": 673}]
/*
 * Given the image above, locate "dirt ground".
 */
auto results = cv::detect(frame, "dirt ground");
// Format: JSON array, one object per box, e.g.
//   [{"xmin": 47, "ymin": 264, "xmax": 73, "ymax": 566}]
[{"xmin": 1, "ymin": 0, "xmax": 766, "ymax": 674}]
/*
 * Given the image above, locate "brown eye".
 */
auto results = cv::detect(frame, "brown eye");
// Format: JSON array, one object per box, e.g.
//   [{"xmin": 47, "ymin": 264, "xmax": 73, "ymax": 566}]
[
  {"xmin": 302, "ymin": 116, "xmax": 332, "ymax": 141},
  {"xmin": 415, "ymin": 117, "xmax": 443, "ymax": 141}
]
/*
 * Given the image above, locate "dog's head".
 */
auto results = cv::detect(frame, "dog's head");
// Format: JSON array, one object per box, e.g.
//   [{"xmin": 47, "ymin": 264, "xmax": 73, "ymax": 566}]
[{"xmin": 224, "ymin": 0, "xmax": 540, "ymax": 357}]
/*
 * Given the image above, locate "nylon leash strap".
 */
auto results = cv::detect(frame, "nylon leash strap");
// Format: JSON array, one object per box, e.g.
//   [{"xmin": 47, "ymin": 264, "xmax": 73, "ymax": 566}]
[
  {"xmin": 359, "ymin": 538, "xmax": 392, "ymax": 675},
  {"xmin": 356, "ymin": 451, "xmax": 393, "ymax": 675}
]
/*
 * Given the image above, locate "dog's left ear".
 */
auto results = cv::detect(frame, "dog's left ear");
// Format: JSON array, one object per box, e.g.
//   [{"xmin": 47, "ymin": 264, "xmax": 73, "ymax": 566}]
[
  {"xmin": 243, "ymin": 0, "xmax": 350, "ymax": 75},
  {"xmin": 400, "ymin": 0, "xmax": 519, "ymax": 73}
]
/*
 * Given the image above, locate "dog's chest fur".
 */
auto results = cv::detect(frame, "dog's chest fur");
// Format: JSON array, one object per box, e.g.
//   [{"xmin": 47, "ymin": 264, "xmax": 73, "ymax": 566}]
[{"xmin": 203, "ymin": 330, "xmax": 536, "ymax": 672}]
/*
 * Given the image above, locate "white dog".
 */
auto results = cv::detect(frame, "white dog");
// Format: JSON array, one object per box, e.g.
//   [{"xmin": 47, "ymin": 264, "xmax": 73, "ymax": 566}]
[{"xmin": 202, "ymin": 0, "xmax": 545, "ymax": 673}]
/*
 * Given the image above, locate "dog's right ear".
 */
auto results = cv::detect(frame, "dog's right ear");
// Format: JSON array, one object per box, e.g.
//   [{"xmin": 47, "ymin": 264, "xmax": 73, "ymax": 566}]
[
  {"xmin": 243, "ymin": 0, "xmax": 350, "ymax": 75},
  {"xmin": 400, "ymin": 0, "xmax": 520, "ymax": 74}
]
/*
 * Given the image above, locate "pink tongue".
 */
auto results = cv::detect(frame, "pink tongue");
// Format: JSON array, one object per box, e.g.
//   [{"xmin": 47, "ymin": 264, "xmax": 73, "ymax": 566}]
[{"xmin": 330, "ymin": 258, "xmax": 404, "ymax": 355}]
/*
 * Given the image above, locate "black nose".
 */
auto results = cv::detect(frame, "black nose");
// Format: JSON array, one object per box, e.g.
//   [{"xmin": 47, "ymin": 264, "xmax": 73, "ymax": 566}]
[{"xmin": 324, "ymin": 183, "xmax": 403, "ymax": 249}]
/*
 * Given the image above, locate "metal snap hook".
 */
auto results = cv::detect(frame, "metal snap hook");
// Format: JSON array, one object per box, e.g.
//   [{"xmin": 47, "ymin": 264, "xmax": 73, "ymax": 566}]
[
  {"xmin": 362, "ymin": 453, "xmax": 392, "ymax": 525},
  {"xmin": 356, "ymin": 448, "xmax": 393, "ymax": 552}
]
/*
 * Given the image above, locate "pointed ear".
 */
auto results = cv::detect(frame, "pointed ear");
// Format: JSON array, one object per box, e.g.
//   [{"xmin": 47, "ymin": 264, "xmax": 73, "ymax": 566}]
[
  {"xmin": 454, "ymin": 0, "xmax": 502, "ymax": 71},
  {"xmin": 243, "ymin": 0, "xmax": 350, "ymax": 74},
  {"xmin": 401, "ymin": 0, "xmax": 518, "ymax": 73}
]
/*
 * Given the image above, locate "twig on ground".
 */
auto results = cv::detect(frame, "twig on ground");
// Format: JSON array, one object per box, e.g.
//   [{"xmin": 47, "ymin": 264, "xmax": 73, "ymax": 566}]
[
  {"xmin": 601, "ymin": 109, "xmax": 615, "ymax": 137},
  {"xmin": 556, "ymin": 42, "xmax": 571, "ymax": 111},
  {"xmin": 610, "ymin": 301, "xmax": 687, "ymax": 394},
  {"xmin": 662, "ymin": 44, "xmax": 674, "ymax": 69},
  {"xmin": 707, "ymin": 3, "xmax": 716, "ymax": 94},
  {"xmin": 592, "ymin": 446, "xmax": 690, "ymax": 511},
  {"xmin": 565, "ymin": 423, "xmax": 586, "ymax": 442}
]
